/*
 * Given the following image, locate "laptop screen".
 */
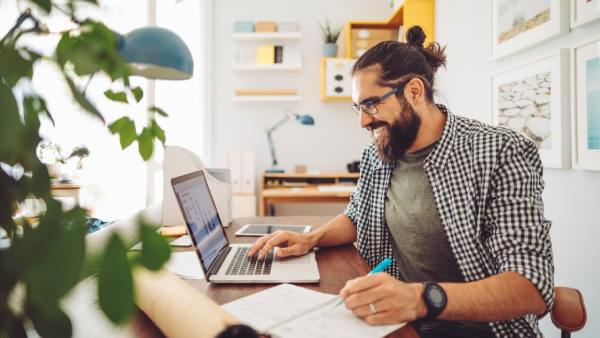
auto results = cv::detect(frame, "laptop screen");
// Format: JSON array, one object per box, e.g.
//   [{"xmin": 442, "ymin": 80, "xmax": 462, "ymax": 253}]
[{"xmin": 172, "ymin": 171, "xmax": 228, "ymax": 271}]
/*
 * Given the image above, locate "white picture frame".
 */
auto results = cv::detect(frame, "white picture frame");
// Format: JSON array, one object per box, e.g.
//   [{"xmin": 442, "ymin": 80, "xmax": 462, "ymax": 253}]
[
  {"xmin": 491, "ymin": 0, "xmax": 569, "ymax": 59},
  {"xmin": 571, "ymin": 35, "xmax": 600, "ymax": 171},
  {"xmin": 570, "ymin": 0, "xmax": 600, "ymax": 28},
  {"xmin": 492, "ymin": 50, "xmax": 571, "ymax": 169}
]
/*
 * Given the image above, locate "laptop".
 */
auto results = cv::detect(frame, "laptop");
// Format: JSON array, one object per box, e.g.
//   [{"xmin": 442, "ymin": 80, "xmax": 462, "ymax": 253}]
[{"xmin": 171, "ymin": 171, "xmax": 320, "ymax": 283}]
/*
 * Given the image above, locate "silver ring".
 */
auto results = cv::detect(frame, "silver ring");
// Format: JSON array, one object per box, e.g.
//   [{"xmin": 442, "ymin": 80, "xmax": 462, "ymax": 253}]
[{"xmin": 369, "ymin": 303, "xmax": 377, "ymax": 314}]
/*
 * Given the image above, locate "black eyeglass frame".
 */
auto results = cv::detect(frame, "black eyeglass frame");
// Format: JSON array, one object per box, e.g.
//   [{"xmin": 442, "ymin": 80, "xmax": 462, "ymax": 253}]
[{"xmin": 351, "ymin": 74, "xmax": 430, "ymax": 116}]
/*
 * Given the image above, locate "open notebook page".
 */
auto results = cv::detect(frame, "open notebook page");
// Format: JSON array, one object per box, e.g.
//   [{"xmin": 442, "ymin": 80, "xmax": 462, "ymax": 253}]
[{"xmin": 221, "ymin": 283, "xmax": 405, "ymax": 338}]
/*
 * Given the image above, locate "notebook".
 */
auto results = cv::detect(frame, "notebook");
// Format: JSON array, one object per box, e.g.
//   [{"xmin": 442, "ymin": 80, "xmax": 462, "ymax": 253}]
[{"xmin": 221, "ymin": 283, "xmax": 405, "ymax": 338}]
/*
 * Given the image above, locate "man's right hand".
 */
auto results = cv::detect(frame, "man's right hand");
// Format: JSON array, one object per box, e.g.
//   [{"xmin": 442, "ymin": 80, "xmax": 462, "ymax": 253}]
[{"xmin": 247, "ymin": 230, "xmax": 319, "ymax": 260}]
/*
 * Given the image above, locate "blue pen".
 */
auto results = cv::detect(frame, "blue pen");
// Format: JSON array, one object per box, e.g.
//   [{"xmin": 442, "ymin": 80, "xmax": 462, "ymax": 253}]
[{"xmin": 332, "ymin": 258, "xmax": 393, "ymax": 308}]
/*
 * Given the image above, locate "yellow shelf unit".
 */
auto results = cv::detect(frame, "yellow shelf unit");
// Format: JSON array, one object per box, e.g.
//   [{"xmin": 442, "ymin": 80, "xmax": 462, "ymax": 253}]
[{"xmin": 343, "ymin": 0, "xmax": 435, "ymax": 58}]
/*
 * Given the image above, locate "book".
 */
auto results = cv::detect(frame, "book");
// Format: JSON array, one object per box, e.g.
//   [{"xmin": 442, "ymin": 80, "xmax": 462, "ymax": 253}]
[
  {"xmin": 274, "ymin": 45, "xmax": 284, "ymax": 63},
  {"xmin": 221, "ymin": 283, "xmax": 405, "ymax": 338},
  {"xmin": 256, "ymin": 45, "xmax": 275, "ymax": 64}
]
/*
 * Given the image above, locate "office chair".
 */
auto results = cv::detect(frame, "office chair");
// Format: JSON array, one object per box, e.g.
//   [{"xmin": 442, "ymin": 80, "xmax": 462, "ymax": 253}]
[{"xmin": 547, "ymin": 287, "xmax": 587, "ymax": 338}]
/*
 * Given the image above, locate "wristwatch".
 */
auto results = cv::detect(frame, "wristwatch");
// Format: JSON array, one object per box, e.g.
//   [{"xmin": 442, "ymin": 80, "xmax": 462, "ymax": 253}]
[{"xmin": 421, "ymin": 281, "xmax": 447, "ymax": 321}]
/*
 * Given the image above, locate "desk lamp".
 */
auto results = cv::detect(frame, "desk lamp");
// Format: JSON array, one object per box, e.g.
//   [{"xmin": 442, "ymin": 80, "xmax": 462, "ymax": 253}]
[{"xmin": 265, "ymin": 113, "xmax": 315, "ymax": 173}]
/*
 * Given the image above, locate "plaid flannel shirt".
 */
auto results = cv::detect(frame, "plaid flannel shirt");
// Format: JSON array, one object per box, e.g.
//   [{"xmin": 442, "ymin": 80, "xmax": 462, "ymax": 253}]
[{"xmin": 344, "ymin": 105, "xmax": 554, "ymax": 337}]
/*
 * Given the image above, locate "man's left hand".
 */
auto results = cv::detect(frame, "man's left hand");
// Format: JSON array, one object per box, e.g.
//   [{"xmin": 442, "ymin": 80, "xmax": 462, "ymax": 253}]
[{"xmin": 339, "ymin": 273, "xmax": 427, "ymax": 325}]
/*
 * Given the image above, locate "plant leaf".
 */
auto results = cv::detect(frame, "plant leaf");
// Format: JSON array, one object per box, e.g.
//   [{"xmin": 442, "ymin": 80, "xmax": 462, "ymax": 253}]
[
  {"xmin": 148, "ymin": 106, "xmax": 168, "ymax": 117},
  {"xmin": 138, "ymin": 221, "xmax": 171, "ymax": 271},
  {"xmin": 98, "ymin": 233, "xmax": 135, "ymax": 324},
  {"xmin": 151, "ymin": 119, "xmax": 166, "ymax": 144},
  {"xmin": 104, "ymin": 89, "xmax": 128, "ymax": 103},
  {"xmin": 108, "ymin": 116, "xmax": 129, "ymax": 134},
  {"xmin": 27, "ymin": 302, "xmax": 72, "ymax": 338},
  {"xmin": 137, "ymin": 127, "xmax": 154, "ymax": 161},
  {"xmin": 131, "ymin": 86, "xmax": 143, "ymax": 103},
  {"xmin": 30, "ymin": 0, "xmax": 52, "ymax": 13},
  {"xmin": 64, "ymin": 74, "xmax": 105, "ymax": 123}
]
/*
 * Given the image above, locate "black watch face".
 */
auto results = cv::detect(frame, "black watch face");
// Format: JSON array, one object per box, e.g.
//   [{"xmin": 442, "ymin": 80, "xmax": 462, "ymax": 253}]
[{"xmin": 428, "ymin": 287, "xmax": 445, "ymax": 306}]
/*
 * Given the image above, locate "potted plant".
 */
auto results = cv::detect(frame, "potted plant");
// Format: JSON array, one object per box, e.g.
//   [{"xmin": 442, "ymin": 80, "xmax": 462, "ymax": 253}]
[
  {"xmin": 0, "ymin": 1, "xmax": 173, "ymax": 336},
  {"xmin": 319, "ymin": 18, "xmax": 342, "ymax": 57}
]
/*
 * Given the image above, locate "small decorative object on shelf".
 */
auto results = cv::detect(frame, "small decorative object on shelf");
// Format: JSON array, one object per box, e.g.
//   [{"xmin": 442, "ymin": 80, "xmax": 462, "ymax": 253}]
[
  {"xmin": 319, "ymin": 18, "xmax": 342, "ymax": 57},
  {"xmin": 36, "ymin": 141, "xmax": 90, "ymax": 183}
]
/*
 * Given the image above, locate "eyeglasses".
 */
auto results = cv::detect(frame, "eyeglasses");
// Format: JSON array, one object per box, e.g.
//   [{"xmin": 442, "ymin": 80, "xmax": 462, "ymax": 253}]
[
  {"xmin": 351, "ymin": 86, "xmax": 400, "ymax": 116},
  {"xmin": 351, "ymin": 74, "xmax": 431, "ymax": 116}
]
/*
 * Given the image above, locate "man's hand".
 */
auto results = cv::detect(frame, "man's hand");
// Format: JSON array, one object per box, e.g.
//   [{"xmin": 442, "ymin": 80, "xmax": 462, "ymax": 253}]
[
  {"xmin": 339, "ymin": 273, "xmax": 427, "ymax": 325},
  {"xmin": 247, "ymin": 230, "xmax": 319, "ymax": 260}
]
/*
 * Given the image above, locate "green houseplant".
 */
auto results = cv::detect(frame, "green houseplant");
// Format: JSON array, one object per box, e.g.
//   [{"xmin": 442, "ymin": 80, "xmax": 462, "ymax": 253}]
[
  {"xmin": 0, "ymin": 1, "xmax": 174, "ymax": 337},
  {"xmin": 319, "ymin": 18, "xmax": 342, "ymax": 57}
]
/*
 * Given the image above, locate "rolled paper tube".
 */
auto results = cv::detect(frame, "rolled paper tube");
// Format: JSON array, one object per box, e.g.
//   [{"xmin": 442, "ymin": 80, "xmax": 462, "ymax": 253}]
[{"xmin": 133, "ymin": 267, "xmax": 240, "ymax": 338}]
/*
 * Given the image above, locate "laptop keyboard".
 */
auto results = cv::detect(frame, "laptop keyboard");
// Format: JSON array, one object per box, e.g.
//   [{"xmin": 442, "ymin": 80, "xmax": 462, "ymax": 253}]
[{"xmin": 225, "ymin": 247, "xmax": 273, "ymax": 276}]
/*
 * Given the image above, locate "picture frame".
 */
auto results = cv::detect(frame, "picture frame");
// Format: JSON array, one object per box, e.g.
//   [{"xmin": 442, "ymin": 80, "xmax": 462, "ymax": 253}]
[
  {"xmin": 491, "ymin": 0, "xmax": 569, "ymax": 59},
  {"xmin": 570, "ymin": 0, "xmax": 600, "ymax": 28},
  {"xmin": 492, "ymin": 50, "xmax": 571, "ymax": 168},
  {"xmin": 571, "ymin": 35, "xmax": 600, "ymax": 170}
]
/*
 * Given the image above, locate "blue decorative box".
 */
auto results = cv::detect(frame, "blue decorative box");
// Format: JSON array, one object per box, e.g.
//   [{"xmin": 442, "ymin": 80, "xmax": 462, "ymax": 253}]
[{"xmin": 233, "ymin": 21, "xmax": 255, "ymax": 33}]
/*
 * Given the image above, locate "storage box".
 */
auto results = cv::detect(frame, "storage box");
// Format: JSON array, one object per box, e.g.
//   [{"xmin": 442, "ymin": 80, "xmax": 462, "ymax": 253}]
[
  {"xmin": 277, "ymin": 22, "xmax": 300, "ymax": 32},
  {"xmin": 233, "ymin": 21, "xmax": 255, "ymax": 33},
  {"xmin": 255, "ymin": 21, "xmax": 277, "ymax": 33}
]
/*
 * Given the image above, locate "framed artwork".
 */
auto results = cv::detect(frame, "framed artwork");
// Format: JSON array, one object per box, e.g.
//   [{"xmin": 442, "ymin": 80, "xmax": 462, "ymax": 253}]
[
  {"xmin": 492, "ymin": 50, "xmax": 571, "ymax": 168},
  {"xmin": 571, "ymin": 36, "xmax": 600, "ymax": 170},
  {"xmin": 571, "ymin": 0, "xmax": 600, "ymax": 28},
  {"xmin": 491, "ymin": 0, "xmax": 569, "ymax": 59}
]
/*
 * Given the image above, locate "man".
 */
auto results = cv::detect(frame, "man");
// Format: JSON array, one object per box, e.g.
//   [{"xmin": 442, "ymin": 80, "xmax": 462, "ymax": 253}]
[{"xmin": 248, "ymin": 26, "xmax": 553, "ymax": 337}]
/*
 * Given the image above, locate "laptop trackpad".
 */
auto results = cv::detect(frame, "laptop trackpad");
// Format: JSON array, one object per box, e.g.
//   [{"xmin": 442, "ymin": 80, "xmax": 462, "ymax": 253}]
[{"xmin": 274, "ymin": 253, "xmax": 312, "ymax": 264}]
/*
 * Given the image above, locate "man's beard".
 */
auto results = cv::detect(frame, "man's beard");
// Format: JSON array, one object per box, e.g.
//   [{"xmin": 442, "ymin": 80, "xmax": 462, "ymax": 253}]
[{"xmin": 369, "ymin": 99, "xmax": 421, "ymax": 164}]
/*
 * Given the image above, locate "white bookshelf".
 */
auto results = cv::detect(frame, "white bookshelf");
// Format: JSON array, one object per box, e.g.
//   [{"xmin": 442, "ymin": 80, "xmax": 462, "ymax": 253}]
[
  {"xmin": 232, "ymin": 95, "xmax": 302, "ymax": 103},
  {"xmin": 233, "ymin": 32, "xmax": 302, "ymax": 41},
  {"xmin": 233, "ymin": 63, "xmax": 302, "ymax": 71}
]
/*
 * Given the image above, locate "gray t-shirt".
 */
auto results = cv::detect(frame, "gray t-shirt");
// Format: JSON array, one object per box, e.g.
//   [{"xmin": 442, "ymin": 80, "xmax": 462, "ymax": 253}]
[{"xmin": 384, "ymin": 142, "xmax": 493, "ymax": 338}]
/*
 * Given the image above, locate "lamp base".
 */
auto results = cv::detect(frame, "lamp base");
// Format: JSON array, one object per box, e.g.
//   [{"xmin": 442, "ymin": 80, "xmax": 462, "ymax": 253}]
[{"xmin": 265, "ymin": 168, "xmax": 285, "ymax": 173}]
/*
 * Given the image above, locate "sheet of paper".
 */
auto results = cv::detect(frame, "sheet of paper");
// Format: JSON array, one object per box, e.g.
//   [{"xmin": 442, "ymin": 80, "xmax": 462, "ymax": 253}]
[
  {"xmin": 221, "ymin": 283, "xmax": 336, "ymax": 332},
  {"xmin": 270, "ymin": 297, "xmax": 405, "ymax": 338},
  {"xmin": 164, "ymin": 251, "xmax": 204, "ymax": 279},
  {"xmin": 221, "ymin": 283, "xmax": 405, "ymax": 338}
]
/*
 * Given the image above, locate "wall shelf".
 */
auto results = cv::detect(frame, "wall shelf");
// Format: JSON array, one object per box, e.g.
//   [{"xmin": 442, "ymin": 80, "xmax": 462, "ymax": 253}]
[
  {"xmin": 233, "ymin": 63, "xmax": 302, "ymax": 71},
  {"xmin": 233, "ymin": 32, "xmax": 302, "ymax": 41},
  {"xmin": 232, "ymin": 95, "xmax": 302, "ymax": 102}
]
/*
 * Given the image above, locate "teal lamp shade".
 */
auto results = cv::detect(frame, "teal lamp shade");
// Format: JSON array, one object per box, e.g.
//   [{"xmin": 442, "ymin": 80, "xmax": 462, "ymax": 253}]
[
  {"xmin": 118, "ymin": 27, "xmax": 193, "ymax": 80},
  {"xmin": 298, "ymin": 115, "xmax": 315, "ymax": 125}
]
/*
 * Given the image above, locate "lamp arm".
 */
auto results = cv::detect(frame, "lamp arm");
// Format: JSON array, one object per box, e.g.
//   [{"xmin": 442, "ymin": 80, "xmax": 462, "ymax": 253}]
[
  {"xmin": 266, "ymin": 130, "xmax": 278, "ymax": 167},
  {"xmin": 266, "ymin": 113, "xmax": 298, "ymax": 133}
]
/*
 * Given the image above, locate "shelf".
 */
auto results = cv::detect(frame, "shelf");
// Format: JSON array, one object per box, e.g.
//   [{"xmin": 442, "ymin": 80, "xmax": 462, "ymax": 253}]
[
  {"xmin": 233, "ymin": 63, "xmax": 302, "ymax": 71},
  {"xmin": 232, "ymin": 95, "xmax": 302, "ymax": 102},
  {"xmin": 233, "ymin": 32, "xmax": 302, "ymax": 41}
]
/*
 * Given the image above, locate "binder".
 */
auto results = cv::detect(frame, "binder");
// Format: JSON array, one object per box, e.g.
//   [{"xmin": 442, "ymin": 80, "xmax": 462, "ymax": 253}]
[
  {"xmin": 241, "ymin": 152, "xmax": 255, "ymax": 194},
  {"xmin": 229, "ymin": 152, "xmax": 242, "ymax": 193}
]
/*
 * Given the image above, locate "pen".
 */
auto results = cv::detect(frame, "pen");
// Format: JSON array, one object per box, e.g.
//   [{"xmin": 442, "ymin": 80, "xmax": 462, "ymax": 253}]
[{"xmin": 332, "ymin": 258, "xmax": 393, "ymax": 309}]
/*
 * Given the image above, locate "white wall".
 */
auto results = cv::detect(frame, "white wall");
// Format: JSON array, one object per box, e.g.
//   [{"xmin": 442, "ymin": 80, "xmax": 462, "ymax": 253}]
[
  {"xmin": 436, "ymin": 1, "xmax": 600, "ymax": 337},
  {"xmin": 211, "ymin": 0, "xmax": 389, "ymax": 215}
]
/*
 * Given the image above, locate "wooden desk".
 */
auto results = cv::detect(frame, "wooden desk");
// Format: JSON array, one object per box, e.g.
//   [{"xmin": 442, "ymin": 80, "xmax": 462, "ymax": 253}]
[
  {"xmin": 51, "ymin": 182, "xmax": 81, "ymax": 204},
  {"xmin": 135, "ymin": 216, "xmax": 418, "ymax": 338},
  {"xmin": 259, "ymin": 173, "xmax": 359, "ymax": 216}
]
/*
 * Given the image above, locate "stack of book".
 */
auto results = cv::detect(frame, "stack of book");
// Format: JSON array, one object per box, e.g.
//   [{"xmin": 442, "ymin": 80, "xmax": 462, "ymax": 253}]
[{"xmin": 256, "ymin": 45, "xmax": 284, "ymax": 64}]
